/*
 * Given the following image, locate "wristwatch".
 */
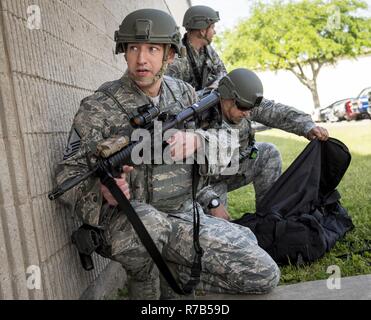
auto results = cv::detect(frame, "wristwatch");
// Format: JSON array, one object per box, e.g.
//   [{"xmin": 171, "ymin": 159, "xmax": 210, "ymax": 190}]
[{"xmin": 208, "ymin": 198, "xmax": 221, "ymax": 209}]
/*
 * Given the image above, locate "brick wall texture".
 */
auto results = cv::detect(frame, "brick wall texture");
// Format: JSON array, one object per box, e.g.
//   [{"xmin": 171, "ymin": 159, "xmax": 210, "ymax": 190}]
[{"xmin": 0, "ymin": 0, "xmax": 190, "ymax": 299}]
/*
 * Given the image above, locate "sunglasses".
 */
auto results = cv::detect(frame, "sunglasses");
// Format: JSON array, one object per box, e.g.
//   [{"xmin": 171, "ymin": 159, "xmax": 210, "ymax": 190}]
[{"xmin": 235, "ymin": 96, "xmax": 263, "ymax": 111}]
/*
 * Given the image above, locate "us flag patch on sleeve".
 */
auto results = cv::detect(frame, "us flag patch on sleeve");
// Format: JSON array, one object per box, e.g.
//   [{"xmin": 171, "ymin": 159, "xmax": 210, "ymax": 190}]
[{"xmin": 63, "ymin": 128, "xmax": 81, "ymax": 160}]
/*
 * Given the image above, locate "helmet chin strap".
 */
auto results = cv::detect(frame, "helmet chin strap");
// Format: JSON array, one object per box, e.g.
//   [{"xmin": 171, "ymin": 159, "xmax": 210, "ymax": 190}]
[
  {"xmin": 153, "ymin": 44, "xmax": 171, "ymax": 82},
  {"xmin": 202, "ymin": 35, "xmax": 211, "ymax": 45},
  {"xmin": 199, "ymin": 28, "xmax": 211, "ymax": 45}
]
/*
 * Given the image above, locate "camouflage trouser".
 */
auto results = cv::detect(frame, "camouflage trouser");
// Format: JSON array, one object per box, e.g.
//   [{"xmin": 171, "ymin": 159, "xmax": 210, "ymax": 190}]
[
  {"xmin": 209, "ymin": 142, "xmax": 282, "ymax": 210},
  {"xmin": 98, "ymin": 200, "xmax": 280, "ymax": 300}
]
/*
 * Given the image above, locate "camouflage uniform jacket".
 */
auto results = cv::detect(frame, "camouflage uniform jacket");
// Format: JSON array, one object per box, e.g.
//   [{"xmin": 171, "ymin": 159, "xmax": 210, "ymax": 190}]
[
  {"xmin": 166, "ymin": 34, "xmax": 227, "ymax": 91},
  {"xmin": 196, "ymin": 98, "xmax": 317, "ymax": 206},
  {"xmin": 55, "ymin": 73, "xmax": 233, "ymax": 226},
  {"xmin": 246, "ymin": 98, "xmax": 316, "ymax": 151}
]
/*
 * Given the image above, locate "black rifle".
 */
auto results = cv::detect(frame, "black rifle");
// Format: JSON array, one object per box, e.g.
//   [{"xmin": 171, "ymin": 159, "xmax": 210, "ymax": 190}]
[
  {"xmin": 49, "ymin": 91, "xmax": 221, "ymax": 295},
  {"xmin": 49, "ymin": 91, "xmax": 220, "ymax": 200}
]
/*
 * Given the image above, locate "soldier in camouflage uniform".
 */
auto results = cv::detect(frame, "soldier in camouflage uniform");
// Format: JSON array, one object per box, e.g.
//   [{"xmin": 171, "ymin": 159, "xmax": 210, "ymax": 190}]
[
  {"xmin": 197, "ymin": 68, "xmax": 329, "ymax": 221},
  {"xmin": 55, "ymin": 10, "xmax": 280, "ymax": 300},
  {"xmin": 166, "ymin": 5, "xmax": 227, "ymax": 95}
]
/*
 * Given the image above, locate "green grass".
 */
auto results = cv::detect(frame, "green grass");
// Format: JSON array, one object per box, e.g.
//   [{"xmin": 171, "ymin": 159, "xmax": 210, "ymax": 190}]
[{"xmin": 228, "ymin": 120, "xmax": 371, "ymax": 285}]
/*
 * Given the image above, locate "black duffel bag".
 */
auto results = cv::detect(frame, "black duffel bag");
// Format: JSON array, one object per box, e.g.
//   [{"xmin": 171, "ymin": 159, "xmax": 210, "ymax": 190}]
[{"xmin": 233, "ymin": 138, "xmax": 354, "ymax": 265}]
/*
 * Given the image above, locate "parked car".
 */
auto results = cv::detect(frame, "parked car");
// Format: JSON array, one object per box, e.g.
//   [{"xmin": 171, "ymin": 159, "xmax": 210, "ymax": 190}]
[
  {"xmin": 321, "ymin": 98, "xmax": 362, "ymax": 122},
  {"xmin": 342, "ymin": 98, "xmax": 360, "ymax": 121},
  {"xmin": 318, "ymin": 98, "xmax": 357, "ymax": 122},
  {"xmin": 355, "ymin": 87, "xmax": 371, "ymax": 118},
  {"xmin": 339, "ymin": 88, "xmax": 371, "ymax": 121},
  {"xmin": 318, "ymin": 100, "xmax": 345, "ymax": 122},
  {"xmin": 317, "ymin": 87, "xmax": 371, "ymax": 123}
]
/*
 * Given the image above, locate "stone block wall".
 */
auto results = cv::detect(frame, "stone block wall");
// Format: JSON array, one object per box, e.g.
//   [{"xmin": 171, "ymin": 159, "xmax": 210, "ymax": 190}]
[{"xmin": 0, "ymin": 0, "xmax": 190, "ymax": 300}]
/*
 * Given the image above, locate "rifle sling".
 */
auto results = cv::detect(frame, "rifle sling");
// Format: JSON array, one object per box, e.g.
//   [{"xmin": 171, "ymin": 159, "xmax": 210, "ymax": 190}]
[
  {"xmin": 99, "ymin": 169, "xmax": 201, "ymax": 296},
  {"xmin": 183, "ymin": 36, "xmax": 206, "ymax": 91}
]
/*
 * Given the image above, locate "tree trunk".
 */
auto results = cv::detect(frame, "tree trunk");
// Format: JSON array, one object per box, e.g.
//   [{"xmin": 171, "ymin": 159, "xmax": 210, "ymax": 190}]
[
  {"xmin": 309, "ymin": 84, "xmax": 321, "ymax": 109},
  {"xmin": 289, "ymin": 62, "xmax": 323, "ymax": 109}
]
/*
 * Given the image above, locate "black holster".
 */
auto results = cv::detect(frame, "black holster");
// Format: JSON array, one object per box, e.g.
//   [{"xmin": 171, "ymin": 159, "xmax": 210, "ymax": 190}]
[{"xmin": 71, "ymin": 224, "xmax": 104, "ymax": 271}]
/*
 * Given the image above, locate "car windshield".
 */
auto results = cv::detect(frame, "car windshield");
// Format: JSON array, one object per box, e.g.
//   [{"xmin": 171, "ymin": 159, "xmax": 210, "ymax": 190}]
[{"xmin": 358, "ymin": 87, "xmax": 371, "ymax": 98}]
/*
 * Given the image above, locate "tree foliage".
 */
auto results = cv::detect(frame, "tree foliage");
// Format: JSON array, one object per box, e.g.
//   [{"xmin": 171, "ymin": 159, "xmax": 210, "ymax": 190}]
[{"xmin": 215, "ymin": 0, "xmax": 371, "ymax": 108}]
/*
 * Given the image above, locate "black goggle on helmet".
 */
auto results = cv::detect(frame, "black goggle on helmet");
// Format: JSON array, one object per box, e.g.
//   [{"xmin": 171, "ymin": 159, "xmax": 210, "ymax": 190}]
[{"xmin": 218, "ymin": 68, "xmax": 264, "ymax": 110}]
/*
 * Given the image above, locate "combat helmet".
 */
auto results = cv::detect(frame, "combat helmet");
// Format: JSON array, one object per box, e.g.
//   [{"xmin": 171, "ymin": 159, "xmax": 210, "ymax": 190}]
[
  {"xmin": 183, "ymin": 5, "xmax": 220, "ymax": 30},
  {"xmin": 115, "ymin": 9, "xmax": 181, "ymax": 55},
  {"xmin": 218, "ymin": 68, "xmax": 264, "ymax": 110}
]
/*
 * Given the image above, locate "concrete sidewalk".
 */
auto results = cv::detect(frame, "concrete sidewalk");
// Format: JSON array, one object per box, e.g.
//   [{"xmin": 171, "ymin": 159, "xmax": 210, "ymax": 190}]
[{"xmin": 199, "ymin": 275, "xmax": 371, "ymax": 300}]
